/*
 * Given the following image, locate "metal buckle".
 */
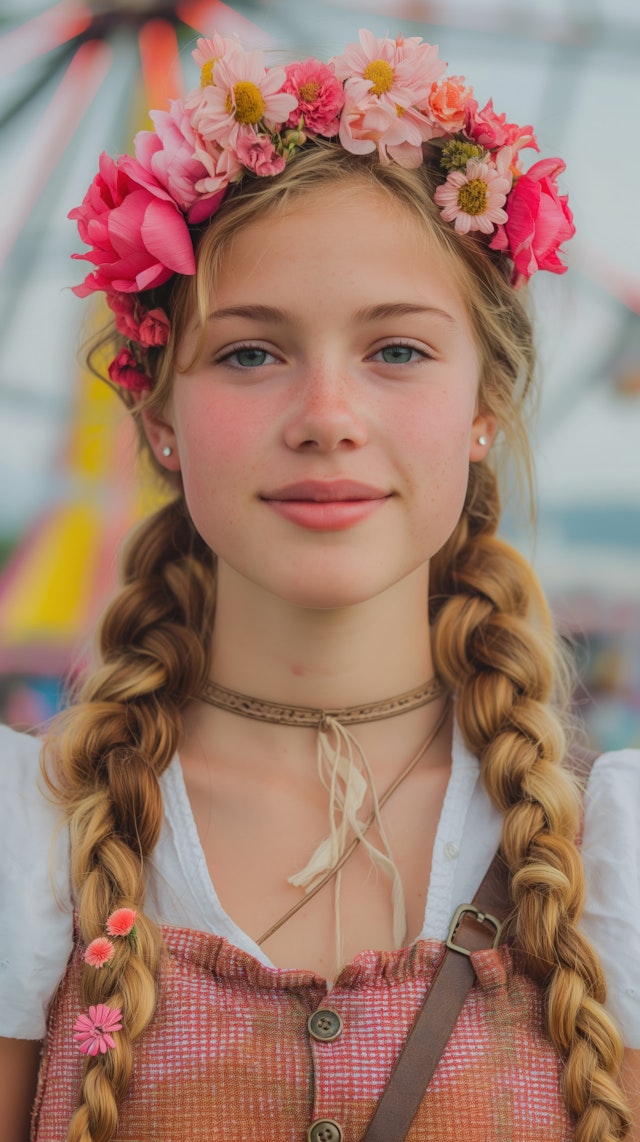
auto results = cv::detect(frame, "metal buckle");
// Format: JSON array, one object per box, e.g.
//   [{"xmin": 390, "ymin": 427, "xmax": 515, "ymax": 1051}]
[{"xmin": 445, "ymin": 903, "xmax": 503, "ymax": 956}]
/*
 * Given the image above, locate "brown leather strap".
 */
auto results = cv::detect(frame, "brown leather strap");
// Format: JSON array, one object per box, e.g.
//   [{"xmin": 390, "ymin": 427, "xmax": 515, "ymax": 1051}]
[
  {"xmin": 362, "ymin": 848, "xmax": 511, "ymax": 1142},
  {"xmin": 362, "ymin": 745, "xmax": 599, "ymax": 1142}
]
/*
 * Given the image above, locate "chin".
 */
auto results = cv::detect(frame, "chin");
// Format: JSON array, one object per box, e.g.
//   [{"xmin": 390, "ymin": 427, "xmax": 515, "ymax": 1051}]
[{"xmin": 267, "ymin": 567, "xmax": 403, "ymax": 612}]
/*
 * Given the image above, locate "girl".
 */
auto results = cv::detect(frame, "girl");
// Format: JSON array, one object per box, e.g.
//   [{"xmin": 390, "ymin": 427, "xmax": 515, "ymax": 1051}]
[{"xmin": 1, "ymin": 28, "xmax": 638, "ymax": 1142}]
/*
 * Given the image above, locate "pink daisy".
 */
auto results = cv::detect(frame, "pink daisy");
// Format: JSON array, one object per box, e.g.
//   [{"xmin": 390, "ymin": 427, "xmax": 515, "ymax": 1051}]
[
  {"xmin": 106, "ymin": 907, "xmax": 137, "ymax": 937},
  {"xmin": 434, "ymin": 153, "xmax": 513, "ymax": 235},
  {"xmin": 185, "ymin": 34, "xmax": 242, "ymax": 118},
  {"xmin": 332, "ymin": 29, "xmax": 445, "ymax": 113},
  {"xmin": 192, "ymin": 33, "xmax": 240, "ymax": 85},
  {"xmin": 83, "ymin": 937, "xmax": 115, "ymax": 968},
  {"xmin": 191, "ymin": 48, "xmax": 297, "ymax": 150},
  {"xmin": 333, "ymin": 31, "xmax": 446, "ymax": 163},
  {"xmin": 73, "ymin": 1004, "xmax": 123, "ymax": 1056}
]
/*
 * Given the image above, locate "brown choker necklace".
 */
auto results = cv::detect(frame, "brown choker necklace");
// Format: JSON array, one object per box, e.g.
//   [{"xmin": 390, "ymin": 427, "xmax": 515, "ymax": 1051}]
[
  {"xmin": 199, "ymin": 676, "xmax": 449, "ymax": 963},
  {"xmin": 201, "ymin": 675, "xmax": 444, "ymax": 727}
]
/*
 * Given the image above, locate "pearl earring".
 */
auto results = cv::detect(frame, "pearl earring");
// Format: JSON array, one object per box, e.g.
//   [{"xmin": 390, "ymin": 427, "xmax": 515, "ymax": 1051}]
[
  {"xmin": 478, "ymin": 435, "xmax": 488, "ymax": 447},
  {"xmin": 162, "ymin": 446, "xmax": 172, "ymax": 457}
]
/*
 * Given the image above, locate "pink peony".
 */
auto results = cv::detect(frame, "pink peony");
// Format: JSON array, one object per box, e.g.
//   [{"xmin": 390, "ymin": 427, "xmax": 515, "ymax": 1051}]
[
  {"xmin": 234, "ymin": 132, "xmax": 286, "ymax": 176},
  {"xmin": 282, "ymin": 58, "xmax": 345, "ymax": 136},
  {"xmin": 108, "ymin": 346, "xmax": 152, "ymax": 393},
  {"xmin": 133, "ymin": 101, "xmax": 224, "ymax": 225},
  {"xmin": 73, "ymin": 1004, "xmax": 123, "ymax": 1056},
  {"xmin": 490, "ymin": 157, "xmax": 574, "ymax": 279},
  {"xmin": 338, "ymin": 93, "xmax": 428, "ymax": 167},
  {"xmin": 192, "ymin": 48, "xmax": 297, "ymax": 150},
  {"xmin": 106, "ymin": 907, "xmax": 137, "ymax": 936},
  {"xmin": 69, "ymin": 152, "xmax": 195, "ymax": 296},
  {"xmin": 193, "ymin": 135, "xmax": 242, "ymax": 208},
  {"xmin": 84, "ymin": 937, "xmax": 115, "ymax": 968},
  {"xmin": 434, "ymin": 151, "xmax": 513, "ymax": 235},
  {"xmin": 428, "ymin": 75, "xmax": 474, "ymax": 134},
  {"xmin": 466, "ymin": 98, "xmax": 537, "ymax": 154}
]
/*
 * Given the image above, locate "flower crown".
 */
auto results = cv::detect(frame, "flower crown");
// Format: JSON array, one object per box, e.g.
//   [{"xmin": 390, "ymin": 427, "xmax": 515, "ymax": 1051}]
[{"xmin": 69, "ymin": 28, "xmax": 575, "ymax": 393}]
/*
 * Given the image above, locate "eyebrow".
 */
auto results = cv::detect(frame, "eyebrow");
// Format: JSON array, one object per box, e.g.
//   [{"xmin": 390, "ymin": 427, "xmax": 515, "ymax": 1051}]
[{"xmin": 207, "ymin": 302, "xmax": 455, "ymax": 324}]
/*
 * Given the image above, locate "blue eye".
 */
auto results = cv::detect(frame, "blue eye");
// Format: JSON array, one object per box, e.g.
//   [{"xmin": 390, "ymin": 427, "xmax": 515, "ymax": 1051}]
[
  {"xmin": 373, "ymin": 344, "xmax": 427, "ymax": 365},
  {"xmin": 225, "ymin": 346, "xmax": 274, "ymax": 368}
]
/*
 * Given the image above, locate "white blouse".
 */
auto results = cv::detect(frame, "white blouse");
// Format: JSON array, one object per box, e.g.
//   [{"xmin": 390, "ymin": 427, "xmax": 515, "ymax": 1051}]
[{"xmin": 1, "ymin": 722, "xmax": 638, "ymax": 1045}]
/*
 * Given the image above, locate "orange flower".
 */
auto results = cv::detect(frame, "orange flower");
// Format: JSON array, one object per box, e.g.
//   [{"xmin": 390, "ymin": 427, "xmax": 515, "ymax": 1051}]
[
  {"xmin": 84, "ymin": 937, "xmax": 115, "ymax": 968},
  {"xmin": 106, "ymin": 907, "xmax": 137, "ymax": 937},
  {"xmin": 428, "ymin": 76, "xmax": 473, "ymax": 133}
]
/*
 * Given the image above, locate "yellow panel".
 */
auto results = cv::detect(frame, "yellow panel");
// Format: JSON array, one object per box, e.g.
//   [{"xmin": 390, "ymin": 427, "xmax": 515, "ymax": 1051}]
[{"xmin": 0, "ymin": 503, "xmax": 99, "ymax": 644}]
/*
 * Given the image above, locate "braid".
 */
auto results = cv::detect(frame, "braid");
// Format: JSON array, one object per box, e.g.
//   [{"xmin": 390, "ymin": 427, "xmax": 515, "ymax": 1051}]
[
  {"xmin": 43, "ymin": 499, "xmax": 214, "ymax": 1142},
  {"xmin": 430, "ymin": 464, "xmax": 631, "ymax": 1141}
]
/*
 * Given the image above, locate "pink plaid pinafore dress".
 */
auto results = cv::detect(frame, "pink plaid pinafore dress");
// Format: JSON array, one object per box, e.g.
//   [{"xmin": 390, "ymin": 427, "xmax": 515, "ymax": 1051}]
[{"xmin": 32, "ymin": 922, "xmax": 573, "ymax": 1141}]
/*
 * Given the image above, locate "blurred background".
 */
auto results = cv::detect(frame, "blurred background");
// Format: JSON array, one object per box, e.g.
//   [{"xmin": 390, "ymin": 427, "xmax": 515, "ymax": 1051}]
[{"xmin": 0, "ymin": 0, "xmax": 638, "ymax": 748}]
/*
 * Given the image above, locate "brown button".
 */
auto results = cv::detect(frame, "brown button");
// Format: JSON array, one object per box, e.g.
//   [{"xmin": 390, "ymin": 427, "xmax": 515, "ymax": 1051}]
[
  {"xmin": 307, "ymin": 1121, "xmax": 343, "ymax": 1142},
  {"xmin": 307, "ymin": 1008, "xmax": 343, "ymax": 1042}
]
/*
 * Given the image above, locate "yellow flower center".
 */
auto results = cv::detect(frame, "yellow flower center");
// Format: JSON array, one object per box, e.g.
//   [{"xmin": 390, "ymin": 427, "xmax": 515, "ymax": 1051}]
[
  {"xmin": 395, "ymin": 103, "xmax": 406, "ymax": 118},
  {"xmin": 299, "ymin": 80, "xmax": 321, "ymax": 102},
  {"xmin": 363, "ymin": 59, "xmax": 394, "ymax": 96},
  {"xmin": 458, "ymin": 178, "xmax": 489, "ymax": 215},
  {"xmin": 225, "ymin": 81, "xmax": 266, "ymax": 124},
  {"xmin": 200, "ymin": 60, "xmax": 215, "ymax": 88}
]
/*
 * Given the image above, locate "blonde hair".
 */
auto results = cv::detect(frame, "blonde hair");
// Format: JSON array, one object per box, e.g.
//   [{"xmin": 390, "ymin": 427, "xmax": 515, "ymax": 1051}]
[{"xmin": 45, "ymin": 144, "xmax": 630, "ymax": 1140}]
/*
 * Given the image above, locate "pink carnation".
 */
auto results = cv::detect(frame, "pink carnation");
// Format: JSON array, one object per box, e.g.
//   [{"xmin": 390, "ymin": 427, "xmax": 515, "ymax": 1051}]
[
  {"xmin": 428, "ymin": 76, "xmax": 474, "ymax": 134},
  {"xmin": 84, "ymin": 937, "xmax": 115, "ymax": 968},
  {"xmin": 466, "ymin": 98, "xmax": 537, "ymax": 154},
  {"xmin": 108, "ymin": 346, "xmax": 152, "ymax": 393},
  {"xmin": 138, "ymin": 308, "xmax": 170, "ymax": 347},
  {"xmin": 282, "ymin": 59, "xmax": 345, "ymax": 136},
  {"xmin": 69, "ymin": 152, "xmax": 195, "ymax": 297},
  {"xmin": 73, "ymin": 1004, "xmax": 123, "ymax": 1056},
  {"xmin": 106, "ymin": 907, "xmax": 137, "ymax": 937},
  {"xmin": 234, "ymin": 133, "xmax": 286, "ymax": 177},
  {"xmin": 108, "ymin": 291, "xmax": 141, "ymax": 339},
  {"xmin": 490, "ymin": 157, "xmax": 575, "ymax": 280},
  {"xmin": 107, "ymin": 294, "xmax": 169, "ymax": 347}
]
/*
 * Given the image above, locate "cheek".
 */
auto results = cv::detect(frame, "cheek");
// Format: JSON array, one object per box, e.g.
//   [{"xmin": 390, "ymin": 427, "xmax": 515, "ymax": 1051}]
[
  {"xmin": 397, "ymin": 400, "xmax": 474, "ymax": 531},
  {"xmin": 172, "ymin": 393, "xmax": 268, "ymax": 534},
  {"xmin": 176, "ymin": 393, "xmax": 263, "ymax": 474}
]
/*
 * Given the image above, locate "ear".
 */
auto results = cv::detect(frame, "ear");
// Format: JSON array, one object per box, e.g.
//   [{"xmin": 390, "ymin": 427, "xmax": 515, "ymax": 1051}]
[
  {"xmin": 139, "ymin": 405, "xmax": 181, "ymax": 472},
  {"xmin": 469, "ymin": 408, "xmax": 498, "ymax": 463}
]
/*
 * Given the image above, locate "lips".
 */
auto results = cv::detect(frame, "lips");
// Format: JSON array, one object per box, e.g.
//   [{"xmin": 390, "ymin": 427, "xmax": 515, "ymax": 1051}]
[{"xmin": 262, "ymin": 480, "xmax": 389, "ymax": 503}]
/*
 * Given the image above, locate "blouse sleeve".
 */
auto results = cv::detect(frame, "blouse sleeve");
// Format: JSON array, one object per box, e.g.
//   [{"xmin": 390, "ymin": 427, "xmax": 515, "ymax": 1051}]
[
  {"xmin": 580, "ymin": 748, "xmax": 640, "ymax": 1049},
  {"xmin": 0, "ymin": 724, "xmax": 74, "ymax": 1039}
]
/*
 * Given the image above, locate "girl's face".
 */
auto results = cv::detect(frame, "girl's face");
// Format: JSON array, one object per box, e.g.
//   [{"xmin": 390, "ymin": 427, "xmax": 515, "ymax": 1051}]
[{"xmin": 144, "ymin": 186, "xmax": 494, "ymax": 610}]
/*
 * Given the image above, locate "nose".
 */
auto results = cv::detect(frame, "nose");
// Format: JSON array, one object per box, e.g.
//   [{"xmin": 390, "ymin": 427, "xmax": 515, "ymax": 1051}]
[{"xmin": 283, "ymin": 361, "xmax": 369, "ymax": 452}]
